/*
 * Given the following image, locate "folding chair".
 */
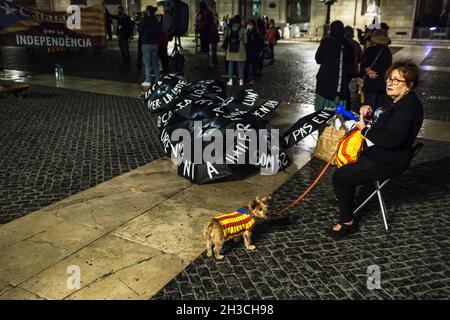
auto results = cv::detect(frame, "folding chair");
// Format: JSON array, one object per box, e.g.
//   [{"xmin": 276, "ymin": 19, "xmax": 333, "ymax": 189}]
[{"xmin": 353, "ymin": 143, "xmax": 424, "ymax": 233}]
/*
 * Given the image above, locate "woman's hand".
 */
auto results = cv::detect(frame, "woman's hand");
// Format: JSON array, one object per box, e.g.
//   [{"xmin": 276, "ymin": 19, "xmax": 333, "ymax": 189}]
[
  {"xmin": 366, "ymin": 68, "xmax": 378, "ymax": 79},
  {"xmin": 355, "ymin": 114, "xmax": 366, "ymax": 131},
  {"xmin": 359, "ymin": 105, "xmax": 373, "ymax": 118}
]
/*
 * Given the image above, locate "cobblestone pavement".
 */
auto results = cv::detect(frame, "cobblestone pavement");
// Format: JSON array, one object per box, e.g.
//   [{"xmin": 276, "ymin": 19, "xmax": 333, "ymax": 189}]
[
  {"xmin": 421, "ymin": 48, "xmax": 450, "ymax": 67},
  {"xmin": 154, "ymin": 139, "xmax": 450, "ymax": 300},
  {"xmin": 0, "ymin": 85, "xmax": 165, "ymax": 224},
  {"xmin": 415, "ymin": 71, "xmax": 450, "ymax": 122}
]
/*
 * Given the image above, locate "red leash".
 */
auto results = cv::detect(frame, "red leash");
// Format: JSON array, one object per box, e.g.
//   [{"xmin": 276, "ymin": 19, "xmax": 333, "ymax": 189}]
[{"xmin": 277, "ymin": 153, "xmax": 336, "ymax": 215}]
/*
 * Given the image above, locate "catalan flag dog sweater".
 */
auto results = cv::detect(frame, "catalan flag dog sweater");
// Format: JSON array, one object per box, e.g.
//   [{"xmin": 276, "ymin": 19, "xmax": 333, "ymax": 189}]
[{"xmin": 214, "ymin": 208, "xmax": 255, "ymax": 240}]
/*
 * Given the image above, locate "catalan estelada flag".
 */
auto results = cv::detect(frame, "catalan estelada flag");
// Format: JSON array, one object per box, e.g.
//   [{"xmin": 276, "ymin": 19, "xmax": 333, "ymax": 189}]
[
  {"xmin": 0, "ymin": 0, "xmax": 106, "ymax": 48},
  {"xmin": 214, "ymin": 208, "xmax": 255, "ymax": 240}
]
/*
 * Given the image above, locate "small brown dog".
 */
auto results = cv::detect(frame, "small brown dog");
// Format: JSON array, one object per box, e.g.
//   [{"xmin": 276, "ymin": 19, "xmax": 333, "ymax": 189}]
[{"xmin": 203, "ymin": 196, "xmax": 271, "ymax": 260}]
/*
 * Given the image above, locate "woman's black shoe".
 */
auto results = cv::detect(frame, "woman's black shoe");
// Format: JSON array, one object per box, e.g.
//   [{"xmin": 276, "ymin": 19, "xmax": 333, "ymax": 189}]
[{"xmin": 328, "ymin": 222, "xmax": 358, "ymax": 241}]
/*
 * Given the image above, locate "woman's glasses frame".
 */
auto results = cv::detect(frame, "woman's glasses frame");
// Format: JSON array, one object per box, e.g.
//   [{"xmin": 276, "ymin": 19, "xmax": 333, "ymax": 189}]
[{"xmin": 385, "ymin": 77, "xmax": 407, "ymax": 85}]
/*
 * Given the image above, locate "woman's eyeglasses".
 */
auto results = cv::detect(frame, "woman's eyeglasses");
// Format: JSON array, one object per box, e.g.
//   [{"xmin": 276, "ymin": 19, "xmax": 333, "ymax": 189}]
[{"xmin": 385, "ymin": 77, "xmax": 407, "ymax": 85}]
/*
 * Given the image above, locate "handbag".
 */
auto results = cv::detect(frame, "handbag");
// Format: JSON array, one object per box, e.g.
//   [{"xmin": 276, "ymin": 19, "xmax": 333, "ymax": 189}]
[
  {"xmin": 314, "ymin": 125, "xmax": 346, "ymax": 165},
  {"xmin": 335, "ymin": 128, "xmax": 365, "ymax": 168}
]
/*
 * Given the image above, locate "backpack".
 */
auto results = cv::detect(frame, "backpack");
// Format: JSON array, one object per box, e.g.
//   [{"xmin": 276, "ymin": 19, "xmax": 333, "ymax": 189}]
[
  {"xmin": 162, "ymin": 0, "xmax": 189, "ymax": 41},
  {"xmin": 228, "ymin": 27, "xmax": 241, "ymax": 52}
]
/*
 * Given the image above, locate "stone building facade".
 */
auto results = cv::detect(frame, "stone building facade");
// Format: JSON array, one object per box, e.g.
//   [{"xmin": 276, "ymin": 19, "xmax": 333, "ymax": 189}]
[{"xmin": 9, "ymin": 0, "xmax": 450, "ymax": 40}]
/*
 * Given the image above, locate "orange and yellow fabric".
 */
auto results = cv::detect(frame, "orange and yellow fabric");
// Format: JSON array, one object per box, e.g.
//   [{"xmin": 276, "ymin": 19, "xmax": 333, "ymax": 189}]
[{"xmin": 336, "ymin": 129, "xmax": 365, "ymax": 168}]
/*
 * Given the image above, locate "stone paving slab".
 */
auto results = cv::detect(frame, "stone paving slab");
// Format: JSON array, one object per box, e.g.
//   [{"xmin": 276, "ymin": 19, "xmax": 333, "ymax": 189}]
[
  {"xmin": 153, "ymin": 139, "xmax": 450, "ymax": 300},
  {"xmin": 0, "ymin": 155, "xmax": 193, "ymax": 298},
  {"xmin": 18, "ymin": 234, "xmax": 162, "ymax": 300}
]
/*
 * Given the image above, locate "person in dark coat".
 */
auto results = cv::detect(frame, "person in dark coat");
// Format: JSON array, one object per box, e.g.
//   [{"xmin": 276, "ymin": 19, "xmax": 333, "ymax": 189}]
[
  {"xmin": 105, "ymin": 5, "xmax": 133, "ymax": 66},
  {"xmin": 314, "ymin": 20, "xmax": 354, "ymax": 111},
  {"xmin": 198, "ymin": 1, "xmax": 213, "ymax": 54},
  {"xmin": 256, "ymin": 17, "xmax": 267, "ymax": 73},
  {"xmin": 344, "ymin": 25, "xmax": 363, "ymax": 111},
  {"xmin": 362, "ymin": 29, "xmax": 392, "ymax": 110},
  {"xmin": 209, "ymin": 14, "xmax": 220, "ymax": 67},
  {"xmin": 330, "ymin": 60, "xmax": 423, "ymax": 240},
  {"xmin": 158, "ymin": 28, "xmax": 169, "ymax": 74},
  {"xmin": 103, "ymin": 3, "xmax": 113, "ymax": 40},
  {"xmin": 245, "ymin": 19, "xmax": 264, "ymax": 84}
]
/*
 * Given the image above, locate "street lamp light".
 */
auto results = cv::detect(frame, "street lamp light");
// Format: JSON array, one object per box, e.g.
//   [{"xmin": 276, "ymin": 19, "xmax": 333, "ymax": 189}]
[
  {"xmin": 320, "ymin": 0, "xmax": 336, "ymax": 25},
  {"xmin": 320, "ymin": 0, "xmax": 336, "ymax": 38}
]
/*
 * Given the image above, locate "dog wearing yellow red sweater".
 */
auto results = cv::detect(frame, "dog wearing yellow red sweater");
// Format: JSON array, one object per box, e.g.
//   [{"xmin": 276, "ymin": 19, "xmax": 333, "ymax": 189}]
[{"xmin": 203, "ymin": 196, "xmax": 271, "ymax": 260}]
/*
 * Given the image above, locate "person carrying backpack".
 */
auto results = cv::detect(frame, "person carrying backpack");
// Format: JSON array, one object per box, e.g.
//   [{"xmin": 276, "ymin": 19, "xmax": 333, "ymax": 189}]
[{"xmin": 225, "ymin": 15, "xmax": 247, "ymax": 86}]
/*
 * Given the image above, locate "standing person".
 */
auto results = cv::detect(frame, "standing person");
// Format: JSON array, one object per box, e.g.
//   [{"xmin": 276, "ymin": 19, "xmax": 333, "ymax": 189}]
[
  {"xmin": 103, "ymin": 2, "xmax": 113, "ymax": 41},
  {"xmin": 221, "ymin": 17, "xmax": 233, "ymax": 77},
  {"xmin": 158, "ymin": 28, "xmax": 169, "ymax": 74},
  {"xmin": 361, "ymin": 29, "xmax": 392, "ymax": 110},
  {"xmin": 198, "ymin": 1, "xmax": 213, "ymax": 54},
  {"xmin": 344, "ymin": 26, "xmax": 363, "ymax": 111},
  {"xmin": 314, "ymin": 20, "xmax": 353, "ymax": 111},
  {"xmin": 256, "ymin": 17, "xmax": 267, "ymax": 74},
  {"xmin": 264, "ymin": 16, "xmax": 269, "ymax": 29},
  {"xmin": 225, "ymin": 15, "xmax": 247, "ymax": 86},
  {"xmin": 209, "ymin": 14, "xmax": 220, "ymax": 67},
  {"xmin": 139, "ymin": 5, "xmax": 162, "ymax": 86},
  {"xmin": 245, "ymin": 19, "xmax": 264, "ymax": 84},
  {"xmin": 266, "ymin": 19, "xmax": 278, "ymax": 65},
  {"xmin": 105, "ymin": 5, "xmax": 133, "ymax": 66},
  {"xmin": 135, "ymin": 11, "xmax": 143, "ymax": 72},
  {"xmin": 130, "ymin": 12, "xmax": 136, "ymax": 40}
]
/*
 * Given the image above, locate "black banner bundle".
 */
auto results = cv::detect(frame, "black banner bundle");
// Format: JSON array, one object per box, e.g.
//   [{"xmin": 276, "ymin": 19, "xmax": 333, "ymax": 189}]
[
  {"xmin": 281, "ymin": 109, "xmax": 335, "ymax": 148},
  {"xmin": 142, "ymin": 75, "xmax": 340, "ymax": 184},
  {"xmin": 142, "ymin": 75, "xmax": 286, "ymax": 184}
]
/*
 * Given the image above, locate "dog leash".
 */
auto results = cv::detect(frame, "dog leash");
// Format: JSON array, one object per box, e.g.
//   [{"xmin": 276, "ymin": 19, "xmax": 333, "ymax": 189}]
[{"xmin": 277, "ymin": 151, "xmax": 337, "ymax": 215}]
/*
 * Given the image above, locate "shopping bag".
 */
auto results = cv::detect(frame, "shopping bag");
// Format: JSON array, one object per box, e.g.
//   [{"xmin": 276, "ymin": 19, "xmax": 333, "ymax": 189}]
[{"xmin": 313, "ymin": 125, "xmax": 346, "ymax": 165}]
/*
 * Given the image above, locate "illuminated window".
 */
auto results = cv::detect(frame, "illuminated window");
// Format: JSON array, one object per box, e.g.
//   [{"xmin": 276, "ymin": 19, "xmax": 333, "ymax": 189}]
[{"xmin": 287, "ymin": 0, "xmax": 311, "ymax": 23}]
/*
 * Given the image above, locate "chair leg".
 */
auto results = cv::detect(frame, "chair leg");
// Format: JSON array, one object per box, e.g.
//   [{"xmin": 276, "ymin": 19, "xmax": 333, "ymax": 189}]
[
  {"xmin": 353, "ymin": 188, "xmax": 378, "ymax": 216},
  {"xmin": 353, "ymin": 180, "xmax": 390, "ymax": 216},
  {"xmin": 375, "ymin": 181, "xmax": 389, "ymax": 233}
]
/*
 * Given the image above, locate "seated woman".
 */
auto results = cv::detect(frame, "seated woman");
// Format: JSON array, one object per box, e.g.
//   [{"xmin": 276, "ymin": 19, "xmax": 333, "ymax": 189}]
[{"xmin": 330, "ymin": 60, "xmax": 424, "ymax": 240}]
